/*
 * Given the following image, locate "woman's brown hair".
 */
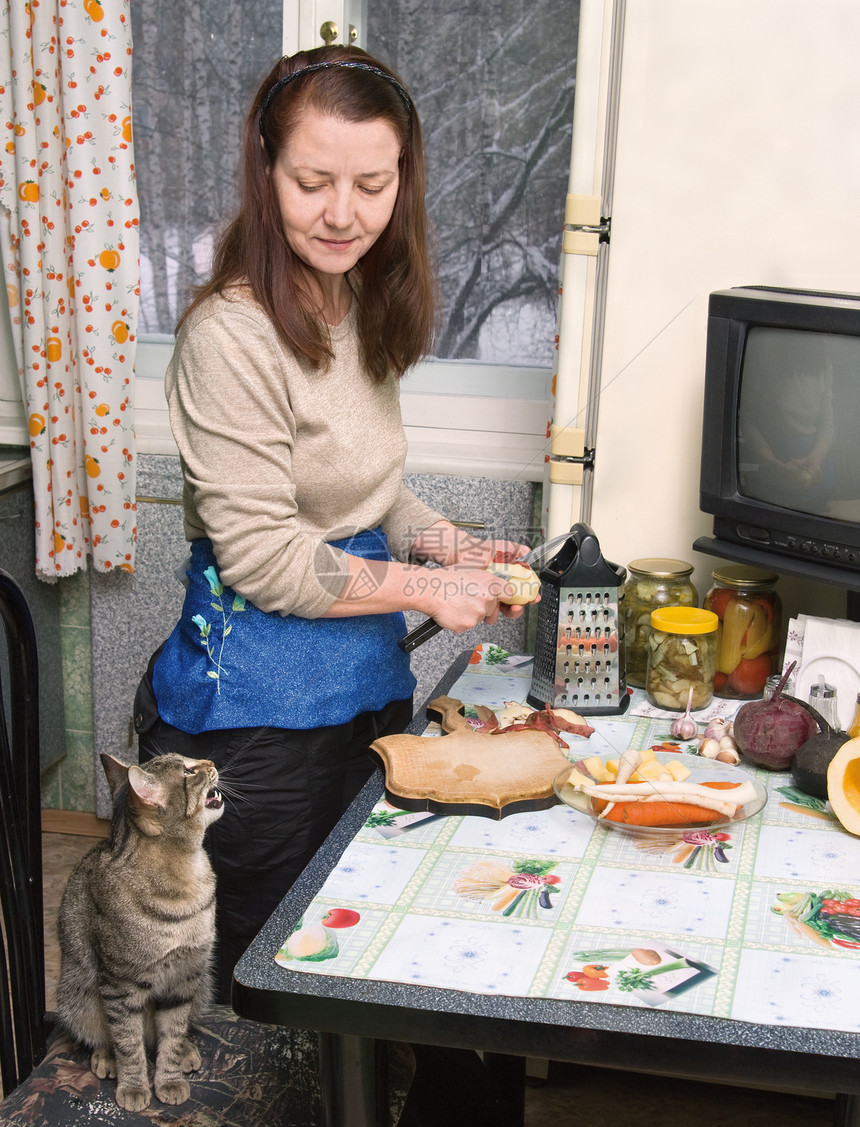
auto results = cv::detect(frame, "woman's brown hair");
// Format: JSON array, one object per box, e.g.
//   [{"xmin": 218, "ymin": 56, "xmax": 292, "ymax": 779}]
[{"xmin": 179, "ymin": 46, "xmax": 436, "ymax": 382}]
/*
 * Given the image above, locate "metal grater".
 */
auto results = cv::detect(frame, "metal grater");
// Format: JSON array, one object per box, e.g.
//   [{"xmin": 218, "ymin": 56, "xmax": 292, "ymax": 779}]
[{"xmin": 527, "ymin": 523, "xmax": 629, "ymax": 715}]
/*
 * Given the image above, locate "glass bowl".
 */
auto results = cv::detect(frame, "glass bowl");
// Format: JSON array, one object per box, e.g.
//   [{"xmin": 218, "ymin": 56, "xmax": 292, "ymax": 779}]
[{"xmin": 554, "ymin": 753, "xmax": 768, "ymax": 838}]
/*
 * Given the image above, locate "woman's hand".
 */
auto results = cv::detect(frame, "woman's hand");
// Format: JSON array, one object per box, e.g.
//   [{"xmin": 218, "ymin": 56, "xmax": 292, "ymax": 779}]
[
  {"xmin": 410, "ymin": 520, "xmax": 532, "ymax": 571},
  {"xmin": 321, "ymin": 553, "xmax": 529, "ymax": 628},
  {"xmin": 405, "ymin": 564, "xmax": 525, "ymax": 633},
  {"xmin": 407, "ymin": 521, "xmax": 537, "ymax": 630},
  {"xmin": 322, "ymin": 521, "xmax": 537, "ymax": 629}
]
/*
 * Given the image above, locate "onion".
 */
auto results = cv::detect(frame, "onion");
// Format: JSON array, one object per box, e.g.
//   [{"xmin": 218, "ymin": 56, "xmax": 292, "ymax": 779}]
[{"xmin": 733, "ymin": 661, "xmax": 820, "ymax": 770}]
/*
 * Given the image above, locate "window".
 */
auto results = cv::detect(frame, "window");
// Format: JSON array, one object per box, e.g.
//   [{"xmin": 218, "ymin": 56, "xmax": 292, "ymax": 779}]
[
  {"xmin": 131, "ymin": 1, "xmax": 282, "ymax": 334},
  {"xmin": 6, "ymin": 1, "xmax": 578, "ymax": 474},
  {"xmin": 367, "ymin": 0, "xmax": 576, "ymax": 370},
  {"xmin": 133, "ymin": 1, "xmax": 576, "ymax": 360}
]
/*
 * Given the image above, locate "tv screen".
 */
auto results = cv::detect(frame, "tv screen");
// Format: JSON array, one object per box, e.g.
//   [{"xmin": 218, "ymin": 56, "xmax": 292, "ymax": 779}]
[
  {"xmin": 737, "ymin": 325, "xmax": 860, "ymax": 521},
  {"xmin": 698, "ymin": 286, "xmax": 860, "ymax": 590}
]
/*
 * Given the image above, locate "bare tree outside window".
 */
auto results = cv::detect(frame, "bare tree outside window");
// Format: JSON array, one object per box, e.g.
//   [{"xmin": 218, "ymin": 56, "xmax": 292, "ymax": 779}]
[
  {"xmin": 131, "ymin": 0, "xmax": 281, "ymax": 333},
  {"xmin": 368, "ymin": 0, "xmax": 578, "ymax": 365},
  {"xmin": 131, "ymin": 0, "xmax": 578, "ymax": 368}
]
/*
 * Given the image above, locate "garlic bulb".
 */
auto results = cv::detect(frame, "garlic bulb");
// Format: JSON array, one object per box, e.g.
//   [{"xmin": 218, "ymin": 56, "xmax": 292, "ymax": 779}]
[
  {"xmin": 670, "ymin": 713, "xmax": 698, "ymax": 740},
  {"xmin": 669, "ymin": 686, "xmax": 698, "ymax": 741}
]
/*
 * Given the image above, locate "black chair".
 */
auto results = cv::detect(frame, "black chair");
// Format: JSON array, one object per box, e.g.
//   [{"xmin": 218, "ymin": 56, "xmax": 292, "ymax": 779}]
[
  {"xmin": 0, "ymin": 566, "xmax": 44, "ymax": 1096},
  {"xmin": 0, "ymin": 565, "xmax": 378, "ymax": 1126}
]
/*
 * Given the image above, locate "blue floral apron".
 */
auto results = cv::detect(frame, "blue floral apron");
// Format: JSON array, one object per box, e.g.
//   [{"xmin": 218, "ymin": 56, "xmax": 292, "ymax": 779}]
[{"xmin": 151, "ymin": 530, "xmax": 415, "ymax": 734}]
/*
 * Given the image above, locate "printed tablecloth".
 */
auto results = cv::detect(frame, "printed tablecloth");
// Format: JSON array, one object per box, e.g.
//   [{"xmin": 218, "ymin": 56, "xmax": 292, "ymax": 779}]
[{"xmin": 274, "ymin": 645, "xmax": 860, "ymax": 1035}]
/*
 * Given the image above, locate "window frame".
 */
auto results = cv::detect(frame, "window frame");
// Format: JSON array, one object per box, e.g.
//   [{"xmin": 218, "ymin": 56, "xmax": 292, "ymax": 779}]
[{"xmin": 134, "ymin": 338, "xmax": 550, "ymax": 480}]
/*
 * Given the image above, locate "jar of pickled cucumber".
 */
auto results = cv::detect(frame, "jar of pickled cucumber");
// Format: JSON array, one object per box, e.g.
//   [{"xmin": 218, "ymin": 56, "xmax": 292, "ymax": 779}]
[
  {"xmin": 645, "ymin": 607, "xmax": 718, "ymax": 711},
  {"xmin": 703, "ymin": 565, "xmax": 781, "ymax": 699},
  {"xmin": 623, "ymin": 559, "xmax": 698, "ymax": 688}
]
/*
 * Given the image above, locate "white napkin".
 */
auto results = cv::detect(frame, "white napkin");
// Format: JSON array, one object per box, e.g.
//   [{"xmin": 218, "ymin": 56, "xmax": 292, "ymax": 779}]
[
  {"xmin": 781, "ymin": 614, "xmax": 860, "ymax": 729},
  {"xmin": 629, "ymin": 696, "xmax": 743, "ymax": 723}
]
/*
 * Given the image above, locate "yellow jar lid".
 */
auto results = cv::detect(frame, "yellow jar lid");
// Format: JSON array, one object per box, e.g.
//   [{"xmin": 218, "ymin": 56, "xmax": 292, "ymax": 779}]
[{"xmin": 650, "ymin": 606, "xmax": 718, "ymax": 634}]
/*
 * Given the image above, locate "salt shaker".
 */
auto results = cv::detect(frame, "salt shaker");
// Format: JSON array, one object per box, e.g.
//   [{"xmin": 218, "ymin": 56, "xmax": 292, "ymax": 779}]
[{"xmin": 808, "ymin": 676, "xmax": 839, "ymax": 730}]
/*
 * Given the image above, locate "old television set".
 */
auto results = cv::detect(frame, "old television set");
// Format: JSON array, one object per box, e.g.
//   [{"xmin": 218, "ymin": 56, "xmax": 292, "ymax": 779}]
[{"xmin": 697, "ymin": 285, "xmax": 860, "ymax": 593}]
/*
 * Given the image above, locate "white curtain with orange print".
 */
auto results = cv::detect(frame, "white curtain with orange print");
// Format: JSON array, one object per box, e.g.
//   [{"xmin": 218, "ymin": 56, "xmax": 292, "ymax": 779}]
[{"xmin": 0, "ymin": 0, "xmax": 138, "ymax": 579}]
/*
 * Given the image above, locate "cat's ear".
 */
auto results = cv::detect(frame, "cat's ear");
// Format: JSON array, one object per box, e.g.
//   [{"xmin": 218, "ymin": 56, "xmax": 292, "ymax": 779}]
[
  {"xmin": 127, "ymin": 764, "xmax": 167, "ymax": 809},
  {"xmin": 100, "ymin": 753, "xmax": 130, "ymax": 797}
]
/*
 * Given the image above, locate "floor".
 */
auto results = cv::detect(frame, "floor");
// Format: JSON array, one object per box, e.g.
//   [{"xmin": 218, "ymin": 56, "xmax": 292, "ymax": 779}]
[{"xmin": 43, "ymin": 831, "xmax": 836, "ymax": 1126}]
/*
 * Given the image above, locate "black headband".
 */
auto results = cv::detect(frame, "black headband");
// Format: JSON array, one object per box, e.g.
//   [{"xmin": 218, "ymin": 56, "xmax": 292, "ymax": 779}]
[{"xmin": 258, "ymin": 60, "xmax": 413, "ymax": 136}]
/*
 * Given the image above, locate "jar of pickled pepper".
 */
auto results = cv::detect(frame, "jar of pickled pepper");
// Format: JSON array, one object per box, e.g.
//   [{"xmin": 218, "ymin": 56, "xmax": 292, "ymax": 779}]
[
  {"xmin": 623, "ymin": 559, "xmax": 698, "ymax": 688},
  {"xmin": 703, "ymin": 565, "xmax": 782, "ymax": 699},
  {"xmin": 645, "ymin": 607, "xmax": 718, "ymax": 711}
]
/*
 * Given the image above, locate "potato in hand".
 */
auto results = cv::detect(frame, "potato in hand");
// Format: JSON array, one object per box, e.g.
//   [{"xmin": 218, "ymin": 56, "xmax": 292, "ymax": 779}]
[{"xmin": 486, "ymin": 561, "xmax": 541, "ymax": 606}]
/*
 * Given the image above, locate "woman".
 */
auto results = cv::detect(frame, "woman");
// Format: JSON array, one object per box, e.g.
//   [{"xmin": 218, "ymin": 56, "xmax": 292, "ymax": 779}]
[{"xmin": 135, "ymin": 44, "xmax": 533, "ymax": 1002}]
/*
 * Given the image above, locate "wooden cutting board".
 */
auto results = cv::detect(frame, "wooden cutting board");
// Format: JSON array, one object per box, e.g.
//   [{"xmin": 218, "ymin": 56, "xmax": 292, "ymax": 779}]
[{"xmin": 370, "ymin": 696, "xmax": 568, "ymax": 820}]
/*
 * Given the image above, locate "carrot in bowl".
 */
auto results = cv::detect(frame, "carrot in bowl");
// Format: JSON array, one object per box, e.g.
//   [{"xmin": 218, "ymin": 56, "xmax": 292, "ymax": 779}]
[
  {"xmin": 593, "ymin": 781, "xmax": 744, "ymax": 827},
  {"xmin": 595, "ymin": 800, "xmax": 723, "ymax": 826}
]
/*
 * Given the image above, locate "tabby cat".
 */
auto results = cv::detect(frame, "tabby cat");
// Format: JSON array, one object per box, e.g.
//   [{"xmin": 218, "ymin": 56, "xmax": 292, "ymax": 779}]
[{"xmin": 57, "ymin": 752, "xmax": 224, "ymax": 1111}]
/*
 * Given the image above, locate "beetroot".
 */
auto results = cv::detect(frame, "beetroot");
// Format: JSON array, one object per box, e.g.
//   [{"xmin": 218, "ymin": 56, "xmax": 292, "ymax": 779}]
[{"xmin": 733, "ymin": 662, "xmax": 820, "ymax": 770}]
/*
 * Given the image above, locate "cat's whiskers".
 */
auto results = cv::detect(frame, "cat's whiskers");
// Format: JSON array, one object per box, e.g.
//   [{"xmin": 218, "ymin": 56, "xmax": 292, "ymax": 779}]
[
  {"xmin": 211, "ymin": 775, "xmax": 263, "ymax": 812},
  {"xmin": 135, "ymin": 748, "xmax": 262, "ymax": 813}
]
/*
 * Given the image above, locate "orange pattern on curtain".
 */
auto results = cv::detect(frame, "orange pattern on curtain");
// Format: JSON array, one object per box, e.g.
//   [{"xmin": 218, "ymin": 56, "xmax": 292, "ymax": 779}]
[{"xmin": 0, "ymin": 0, "xmax": 138, "ymax": 579}]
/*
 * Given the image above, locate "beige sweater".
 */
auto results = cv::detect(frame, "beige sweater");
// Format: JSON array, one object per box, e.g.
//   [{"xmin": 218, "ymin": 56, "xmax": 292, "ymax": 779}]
[{"xmin": 165, "ymin": 288, "xmax": 442, "ymax": 618}]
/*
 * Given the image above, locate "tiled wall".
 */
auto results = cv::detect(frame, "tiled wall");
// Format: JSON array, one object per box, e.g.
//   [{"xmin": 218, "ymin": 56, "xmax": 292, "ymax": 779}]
[{"xmin": 40, "ymin": 570, "xmax": 97, "ymax": 812}]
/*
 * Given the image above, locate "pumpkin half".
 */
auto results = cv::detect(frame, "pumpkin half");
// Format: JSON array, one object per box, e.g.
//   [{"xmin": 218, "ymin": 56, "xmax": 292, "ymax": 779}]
[{"xmin": 826, "ymin": 737, "xmax": 860, "ymax": 835}]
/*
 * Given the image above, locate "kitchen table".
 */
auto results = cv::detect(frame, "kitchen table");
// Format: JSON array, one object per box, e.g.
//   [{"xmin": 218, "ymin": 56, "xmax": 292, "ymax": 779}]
[{"xmin": 232, "ymin": 645, "xmax": 860, "ymax": 1127}]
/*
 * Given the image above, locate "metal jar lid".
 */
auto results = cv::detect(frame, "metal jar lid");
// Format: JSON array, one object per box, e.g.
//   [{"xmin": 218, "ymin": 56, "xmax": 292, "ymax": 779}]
[
  {"xmin": 628, "ymin": 558, "xmax": 694, "ymax": 578},
  {"xmin": 710, "ymin": 563, "xmax": 778, "ymax": 590}
]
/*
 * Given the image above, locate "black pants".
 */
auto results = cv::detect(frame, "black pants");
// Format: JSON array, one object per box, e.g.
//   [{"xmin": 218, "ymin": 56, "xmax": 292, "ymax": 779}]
[{"xmin": 134, "ymin": 650, "xmax": 412, "ymax": 1003}]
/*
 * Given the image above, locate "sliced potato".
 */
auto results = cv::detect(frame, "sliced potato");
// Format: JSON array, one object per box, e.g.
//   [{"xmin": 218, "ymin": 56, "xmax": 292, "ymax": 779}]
[
  {"xmin": 637, "ymin": 759, "xmax": 668, "ymax": 781},
  {"xmin": 582, "ymin": 755, "xmax": 614, "ymax": 782},
  {"xmin": 581, "ymin": 751, "xmax": 688, "ymax": 786},
  {"xmin": 665, "ymin": 759, "xmax": 691, "ymax": 782}
]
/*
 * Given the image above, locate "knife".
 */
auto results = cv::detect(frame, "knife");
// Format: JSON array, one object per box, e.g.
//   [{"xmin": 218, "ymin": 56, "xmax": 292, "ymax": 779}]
[{"xmin": 397, "ymin": 531, "xmax": 571, "ymax": 653}]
